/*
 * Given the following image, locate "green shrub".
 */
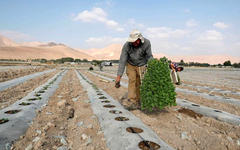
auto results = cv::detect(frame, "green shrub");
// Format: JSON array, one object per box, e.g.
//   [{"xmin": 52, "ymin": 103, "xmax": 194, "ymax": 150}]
[{"xmin": 140, "ymin": 57, "xmax": 176, "ymax": 111}]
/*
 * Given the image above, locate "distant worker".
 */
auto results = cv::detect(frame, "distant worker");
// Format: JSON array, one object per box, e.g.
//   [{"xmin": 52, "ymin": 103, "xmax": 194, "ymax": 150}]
[
  {"xmin": 169, "ymin": 62, "xmax": 184, "ymax": 85},
  {"xmin": 115, "ymin": 30, "xmax": 153, "ymax": 110},
  {"xmin": 99, "ymin": 62, "xmax": 104, "ymax": 71}
]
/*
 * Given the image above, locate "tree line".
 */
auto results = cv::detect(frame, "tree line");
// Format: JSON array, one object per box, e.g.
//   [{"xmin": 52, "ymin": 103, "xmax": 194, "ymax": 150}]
[
  {"xmin": 0, "ymin": 58, "xmax": 239, "ymax": 68},
  {"xmin": 177, "ymin": 59, "xmax": 240, "ymax": 68}
]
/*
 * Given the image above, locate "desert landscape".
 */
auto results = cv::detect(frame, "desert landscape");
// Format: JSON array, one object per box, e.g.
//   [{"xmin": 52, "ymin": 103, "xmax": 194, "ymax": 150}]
[{"xmin": 1, "ymin": 1, "xmax": 240, "ymax": 150}]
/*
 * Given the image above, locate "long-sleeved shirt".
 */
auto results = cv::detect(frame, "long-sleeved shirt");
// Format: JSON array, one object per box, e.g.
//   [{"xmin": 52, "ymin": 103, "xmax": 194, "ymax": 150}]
[{"xmin": 117, "ymin": 38, "xmax": 153, "ymax": 76}]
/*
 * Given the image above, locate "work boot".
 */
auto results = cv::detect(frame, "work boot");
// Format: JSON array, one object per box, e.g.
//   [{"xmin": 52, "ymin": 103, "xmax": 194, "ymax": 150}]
[{"xmin": 122, "ymin": 99, "xmax": 140, "ymax": 110}]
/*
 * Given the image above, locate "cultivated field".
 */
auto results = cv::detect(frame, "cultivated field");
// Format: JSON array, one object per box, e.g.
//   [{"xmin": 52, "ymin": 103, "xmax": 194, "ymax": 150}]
[{"xmin": 0, "ymin": 64, "xmax": 240, "ymax": 150}]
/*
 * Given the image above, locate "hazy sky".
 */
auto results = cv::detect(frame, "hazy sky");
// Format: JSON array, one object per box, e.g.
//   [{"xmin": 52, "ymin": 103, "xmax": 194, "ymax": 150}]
[{"xmin": 0, "ymin": 0, "xmax": 239, "ymax": 56}]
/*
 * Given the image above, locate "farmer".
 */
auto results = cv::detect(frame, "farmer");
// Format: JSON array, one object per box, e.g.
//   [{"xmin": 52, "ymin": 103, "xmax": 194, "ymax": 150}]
[{"xmin": 115, "ymin": 30, "xmax": 153, "ymax": 109}]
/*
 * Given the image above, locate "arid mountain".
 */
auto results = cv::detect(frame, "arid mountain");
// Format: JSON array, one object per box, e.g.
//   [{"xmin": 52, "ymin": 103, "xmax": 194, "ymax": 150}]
[
  {"xmin": 0, "ymin": 35, "xmax": 18, "ymax": 47},
  {"xmin": 20, "ymin": 41, "xmax": 47, "ymax": 47},
  {"xmin": 0, "ymin": 45, "xmax": 94, "ymax": 60},
  {"xmin": 77, "ymin": 44, "xmax": 122, "ymax": 60},
  {"xmin": 1, "ymin": 34, "xmax": 239, "ymax": 64},
  {"xmin": 81, "ymin": 44, "xmax": 240, "ymax": 64},
  {"xmin": 0, "ymin": 34, "xmax": 94, "ymax": 60}
]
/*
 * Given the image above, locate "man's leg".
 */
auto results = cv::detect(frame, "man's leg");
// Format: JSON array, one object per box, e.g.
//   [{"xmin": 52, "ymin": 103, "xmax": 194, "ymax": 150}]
[
  {"xmin": 136, "ymin": 72, "xmax": 141, "ymax": 104},
  {"xmin": 126, "ymin": 63, "xmax": 137, "ymax": 102}
]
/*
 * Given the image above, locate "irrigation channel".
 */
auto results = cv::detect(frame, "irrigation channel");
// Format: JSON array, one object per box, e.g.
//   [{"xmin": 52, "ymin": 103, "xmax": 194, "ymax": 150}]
[
  {"xmin": 0, "ymin": 70, "xmax": 67, "ymax": 150},
  {"xmin": 76, "ymin": 70, "xmax": 174, "ymax": 150},
  {"xmin": 88, "ymin": 71, "xmax": 240, "ymax": 126},
  {"xmin": 0, "ymin": 69, "xmax": 56, "ymax": 92}
]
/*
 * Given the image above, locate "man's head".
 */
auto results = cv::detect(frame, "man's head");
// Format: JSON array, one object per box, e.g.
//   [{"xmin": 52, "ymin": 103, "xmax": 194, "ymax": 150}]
[
  {"xmin": 177, "ymin": 67, "xmax": 184, "ymax": 72},
  {"xmin": 127, "ymin": 30, "xmax": 144, "ymax": 46}
]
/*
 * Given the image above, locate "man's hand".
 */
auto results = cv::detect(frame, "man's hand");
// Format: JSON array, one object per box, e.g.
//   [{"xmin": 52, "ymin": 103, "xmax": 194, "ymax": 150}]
[{"xmin": 115, "ymin": 75, "xmax": 121, "ymax": 88}]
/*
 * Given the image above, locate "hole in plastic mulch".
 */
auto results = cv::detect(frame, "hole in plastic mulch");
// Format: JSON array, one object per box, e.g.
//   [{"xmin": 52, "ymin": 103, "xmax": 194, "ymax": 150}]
[
  {"xmin": 99, "ymin": 96, "xmax": 107, "ymax": 99},
  {"xmin": 0, "ymin": 118, "xmax": 9, "ymax": 124},
  {"xmin": 101, "ymin": 100, "xmax": 111, "ymax": 103},
  {"xmin": 214, "ymin": 110, "xmax": 222, "ymax": 113},
  {"xmin": 115, "ymin": 116, "xmax": 129, "ymax": 121},
  {"xmin": 109, "ymin": 110, "xmax": 122, "ymax": 114},
  {"xmin": 4, "ymin": 109, "xmax": 21, "ymax": 114},
  {"xmin": 35, "ymin": 93, "xmax": 41, "ymax": 97},
  {"xmin": 19, "ymin": 102, "xmax": 31, "ymax": 106},
  {"xmin": 38, "ymin": 90, "xmax": 45, "ymax": 93},
  {"xmin": 28, "ymin": 97, "xmax": 41, "ymax": 101},
  {"xmin": 126, "ymin": 127, "xmax": 143, "ymax": 133},
  {"xmin": 191, "ymin": 104, "xmax": 200, "ymax": 107},
  {"xmin": 103, "ymin": 104, "xmax": 115, "ymax": 108},
  {"xmin": 138, "ymin": 141, "xmax": 161, "ymax": 150}
]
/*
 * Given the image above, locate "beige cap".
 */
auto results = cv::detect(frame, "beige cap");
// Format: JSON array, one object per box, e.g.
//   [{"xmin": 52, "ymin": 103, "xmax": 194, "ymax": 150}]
[{"xmin": 127, "ymin": 30, "xmax": 144, "ymax": 43}]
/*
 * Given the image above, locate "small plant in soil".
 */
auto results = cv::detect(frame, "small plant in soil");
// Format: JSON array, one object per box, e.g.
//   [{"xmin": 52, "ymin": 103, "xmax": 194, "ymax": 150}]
[
  {"xmin": 28, "ymin": 97, "xmax": 41, "ymax": 101},
  {"xmin": 140, "ymin": 57, "xmax": 176, "ymax": 111},
  {"xmin": 38, "ymin": 90, "xmax": 45, "ymax": 93},
  {"xmin": 35, "ymin": 93, "xmax": 41, "ymax": 97},
  {"xmin": 0, "ymin": 118, "xmax": 9, "ymax": 124},
  {"xmin": 19, "ymin": 102, "xmax": 31, "ymax": 106},
  {"xmin": 28, "ymin": 98, "xmax": 37, "ymax": 101},
  {"xmin": 99, "ymin": 96, "xmax": 107, "ymax": 99}
]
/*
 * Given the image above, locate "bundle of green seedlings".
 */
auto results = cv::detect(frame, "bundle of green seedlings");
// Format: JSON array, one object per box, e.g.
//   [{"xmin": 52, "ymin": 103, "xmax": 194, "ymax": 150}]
[{"xmin": 140, "ymin": 57, "xmax": 176, "ymax": 111}]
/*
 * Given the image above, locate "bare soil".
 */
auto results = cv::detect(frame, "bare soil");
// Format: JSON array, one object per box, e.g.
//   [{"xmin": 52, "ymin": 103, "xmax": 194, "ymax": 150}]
[
  {"xmin": 13, "ymin": 70, "xmax": 108, "ymax": 150},
  {"xmin": 82, "ymin": 70, "xmax": 240, "ymax": 150},
  {"xmin": 0, "ymin": 70, "xmax": 58, "ymax": 109},
  {"xmin": 0, "ymin": 66, "xmax": 49, "ymax": 82}
]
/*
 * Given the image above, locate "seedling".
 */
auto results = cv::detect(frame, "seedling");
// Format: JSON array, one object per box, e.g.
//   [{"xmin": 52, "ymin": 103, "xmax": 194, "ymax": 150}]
[
  {"xmin": 35, "ymin": 93, "xmax": 41, "ymax": 97},
  {"xmin": 38, "ymin": 90, "xmax": 45, "ymax": 93},
  {"xmin": 0, "ymin": 118, "xmax": 9, "ymax": 124},
  {"xmin": 28, "ymin": 97, "xmax": 41, "ymax": 101},
  {"xmin": 99, "ymin": 96, "xmax": 107, "ymax": 99},
  {"xmin": 140, "ymin": 57, "xmax": 176, "ymax": 111},
  {"xmin": 28, "ymin": 98, "xmax": 37, "ymax": 101}
]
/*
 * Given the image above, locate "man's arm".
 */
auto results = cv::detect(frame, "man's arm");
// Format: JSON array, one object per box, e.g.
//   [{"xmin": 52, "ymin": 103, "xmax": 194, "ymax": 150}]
[
  {"xmin": 145, "ymin": 40, "xmax": 153, "ymax": 61},
  {"xmin": 115, "ymin": 43, "xmax": 128, "ymax": 87}
]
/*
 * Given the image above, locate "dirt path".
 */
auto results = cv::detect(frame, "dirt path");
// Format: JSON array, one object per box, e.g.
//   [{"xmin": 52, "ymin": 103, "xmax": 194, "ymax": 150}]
[
  {"xmin": 0, "ymin": 70, "xmax": 59, "ymax": 109},
  {"xmin": 13, "ymin": 70, "xmax": 108, "ymax": 150},
  {"xmin": 82, "ymin": 70, "xmax": 240, "ymax": 150},
  {"xmin": 0, "ymin": 66, "xmax": 49, "ymax": 83}
]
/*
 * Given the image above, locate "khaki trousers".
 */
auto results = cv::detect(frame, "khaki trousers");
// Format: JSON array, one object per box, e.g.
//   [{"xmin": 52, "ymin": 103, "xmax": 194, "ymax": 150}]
[{"xmin": 126, "ymin": 63, "xmax": 146, "ymax": 103}]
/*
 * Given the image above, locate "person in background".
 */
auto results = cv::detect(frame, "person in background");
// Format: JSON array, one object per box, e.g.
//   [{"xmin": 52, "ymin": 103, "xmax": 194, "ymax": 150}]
[
  {"xmin": 169, "ymin": 62, "xmax": 184, "ymax": 85},
  {"xmin": 115, "ymin": 30, "xmax": 153, "ymax": 110}
]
